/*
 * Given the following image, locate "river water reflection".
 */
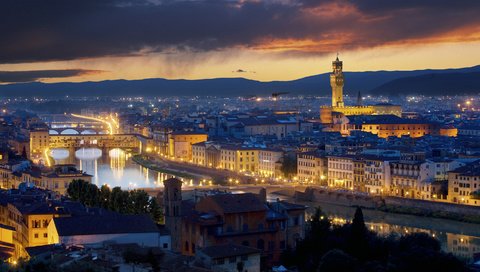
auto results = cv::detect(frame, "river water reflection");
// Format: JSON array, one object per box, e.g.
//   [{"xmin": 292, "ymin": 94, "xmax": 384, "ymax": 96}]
[
  {"xmin": 301, "ymin": 201, "xmax": 480, "ymax": 262},
  {"xmin": 50, "ymin": 147, "xmax": 175, "ymax": 189},
  {"xmin": 49, "ymin": 148, "xmax": 480, "ymax": 262}
]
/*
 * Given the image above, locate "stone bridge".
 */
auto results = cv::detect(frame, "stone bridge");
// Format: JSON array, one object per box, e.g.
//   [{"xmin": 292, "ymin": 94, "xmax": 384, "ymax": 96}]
[
  {"xmin": 48, "ymin": 134, "xmax": 144, "ymax": 151},
  {"xmin": 48, "ymin": 127, "xmax": 109, "ymax": 135}
]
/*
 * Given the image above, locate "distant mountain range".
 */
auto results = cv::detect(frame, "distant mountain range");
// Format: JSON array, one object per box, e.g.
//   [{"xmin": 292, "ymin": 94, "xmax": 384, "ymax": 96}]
[{"xmin": 1, "ymin": 65, "xmax": 479, "ymax": 97}]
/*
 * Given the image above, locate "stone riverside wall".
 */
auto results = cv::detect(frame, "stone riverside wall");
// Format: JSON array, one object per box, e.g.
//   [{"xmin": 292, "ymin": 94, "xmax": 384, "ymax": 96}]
[
  {"xmin": 295, "ymin": 187, "xmax": 382, "ymax": 209},
  {"xmin": 384, "ymin": 197, "xmax": 480, "ymax": 216},
  {"xmin": 295, "ymin": 187, "xmax": 480, "ymax": 216}
]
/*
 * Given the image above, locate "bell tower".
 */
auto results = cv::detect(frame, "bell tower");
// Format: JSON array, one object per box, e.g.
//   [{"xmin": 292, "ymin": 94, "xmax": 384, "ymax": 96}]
[
  {"xmin": 330, "ymin": 54, "xmax": 344, "ymax": 107},
  {"xmin": 163, "ymin": 178, "xmax": 183, "ymax": 252}
]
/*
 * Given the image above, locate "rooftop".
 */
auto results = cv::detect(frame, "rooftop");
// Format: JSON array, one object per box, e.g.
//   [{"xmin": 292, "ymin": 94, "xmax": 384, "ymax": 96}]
[
  {"xmin": 53, "ymin": 214, "xmax": 159, "ymax": 236},
  {"xmin": 201, "ymin": 193, "xmax": 266, "ymax": 214},
  {"xmin": 200, "ymin": 244, "xmax": 260, "ymax": 259}
]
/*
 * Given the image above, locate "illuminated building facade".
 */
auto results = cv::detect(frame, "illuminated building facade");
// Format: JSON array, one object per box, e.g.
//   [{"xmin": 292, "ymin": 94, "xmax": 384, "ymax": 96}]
[
  {"xmin": 448, "ymin": 161, "xmax": 480, "ymax": 206},
  {"xmin": 320, "ymin": 56, "xmax": 402, "ymax": 125},
  {"xmin": 29, "ymin": 129, "xmax": 50, "ymax": 160},
  {"xmin": 220, "ymin": 145, "xmax": 259, "ymax": 173},
  {"xmin": 330, "ymin": 55, "xmax": 344, "ymax": 107},
  {"xmin": 327, "ymin": 155, "xmax": 354, "ymax": 189},
  {"xmin": 163, "ymin": 178, "xmax": 306, "ymax": 265},
  {"xmin": 297, "ymin": 152, "xmax": 327, "ymax": 184},
  {"xmin": 168, "ymin": 131, "xmax": 208, "ymax": 160},
  {"xmin": 345, "ymin": 115, "xmax": 441, "ymax": 138},
  {"xmin": 258, "ymin": 149, "xmax": 283, "ymax": 178}
]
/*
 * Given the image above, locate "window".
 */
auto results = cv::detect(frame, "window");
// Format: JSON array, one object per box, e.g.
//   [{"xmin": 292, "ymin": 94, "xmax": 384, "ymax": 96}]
[
  {"xmin": 241, "ymin": 255, "xmax": 248, "ymax": 261},
  {"xmin": 34, "ymin": 233, "xmax": 39, "ymax": 238},
  {"xmin": 268, "ymin": 241, "xmax": 275, "ymax": 251},
  {"xmin": 217, "ymin": 258, "xmax": 225, "ymax": 265},
  {"xmin": 163, "ymin": 243, "xmax": 168, "ymax": 249},
  {"xmin": 257, "ymin": 239, "xmax": 265, "ymax": 250},
  {"xmin": 32, "ymin": 220, "xmax": 41, "ymax": 228},
  {"xmin": 43, "ymin": 233, "xmax": 48, "ymax": 238},
  {"xmin": 229, "ymin": 256, "xmax": 236, "ymax": 263},
  {"xmin": 280, "ymin": 240, "xmax": 286, "ymax": 249}
]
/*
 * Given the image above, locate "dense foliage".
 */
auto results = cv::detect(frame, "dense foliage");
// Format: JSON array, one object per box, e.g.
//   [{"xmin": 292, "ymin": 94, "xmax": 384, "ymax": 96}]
[
  {"xmin": 471, "ymin": 190, "xmax": 480, "ymax": 200},
  {"xmin": 67, "ymin": 179, "xmax": 163, "ymax": 223},
  {"xmin": 280, "ymin": 154, "xmax": 297, "ymax": 179},
  {"xmin": 282, "ymin": 207, "xmax": 467, "ymax": 272}
]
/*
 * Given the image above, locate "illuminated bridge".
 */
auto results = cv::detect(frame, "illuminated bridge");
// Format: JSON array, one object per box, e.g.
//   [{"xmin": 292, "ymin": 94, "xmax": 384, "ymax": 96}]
[
  {"xmin": 48, "ymin": 134, "xmax": 143, "ymax": 150},
  {"xmin": 40, "ymin": 114, "xmax": 112, "ymax": 135}
]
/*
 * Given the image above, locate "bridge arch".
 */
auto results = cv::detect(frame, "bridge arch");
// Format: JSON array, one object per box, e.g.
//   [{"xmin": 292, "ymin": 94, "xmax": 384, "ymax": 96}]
[
  {"xmin": 60, "ymin": 128, "xmax": 80, "ymax": 135},
  {"xmin": 80, "ymin": 129, "xmax": 98, "ymax": 135},
  {"xmin": 48, "ymin": 127, "xmax": 108, "ymax": 135}
]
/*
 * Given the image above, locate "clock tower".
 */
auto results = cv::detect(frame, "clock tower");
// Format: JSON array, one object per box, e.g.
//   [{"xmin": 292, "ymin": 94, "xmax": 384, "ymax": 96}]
[{"xmin": 330, "ymin": 54, "xmax": 344, "ymax": 107}]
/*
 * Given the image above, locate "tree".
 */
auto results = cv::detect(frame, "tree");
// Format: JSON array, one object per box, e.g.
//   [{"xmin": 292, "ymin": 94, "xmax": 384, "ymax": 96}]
[
  {"xmin": 67, "ymin": 179, "xmax": 89, "ymax": 202},
  {"xmin": 348, "ymin": 207, "xmax": 369, "ymax": 260},
  {"xmin": 283, "ymin": 205, "xmax": 467, "ymax": 272},
  {"xmin": 98, "ymin": 184, "xmax": 111, "ymax": 208},
  {"xmin": 129, "ymin": 190, "xmax": 150, "ymax": 214},
  {"xmin": 281, "ymin": 154, "xmax": 297, "ymax": 179},
  {"xmin": 351, "ymin": 207, "xmax": 367, "ymax": 236},
  {"xmin": 149, "ymin": 197, "xmax": 163, "ymax": 224},
  {"xmin": 317, "ymin": 249, "xmax": 356, "ymax": 272},
  {"xmin": 84, "ymin": 183, "xmax": 99, "ymax": 207},
  {"xmin": 67, "ymin": 180, "xmax": 100, "ymax": 207},
  {"xmin": 109, "ymin": 186, "xmax": 130, "ymax": 213}
]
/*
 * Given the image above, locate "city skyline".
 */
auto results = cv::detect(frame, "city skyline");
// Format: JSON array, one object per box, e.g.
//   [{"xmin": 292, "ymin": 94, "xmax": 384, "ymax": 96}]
[{"xmin": 1, "ymin": 0, "xmax": 480, "ymax": 83}]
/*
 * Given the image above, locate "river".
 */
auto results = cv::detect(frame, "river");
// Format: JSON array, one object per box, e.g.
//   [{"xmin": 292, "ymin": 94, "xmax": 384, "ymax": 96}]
[
  {"xmin": 49, "ymin": 147, "xmax": 180, "ymax": 189},
  {"xmin": 299, "ymin": 200, "xmax": 480, "ymax": 263},
  {"xmin": 50, "ymin": 147, "xmax": 480, "ymax": 262}
]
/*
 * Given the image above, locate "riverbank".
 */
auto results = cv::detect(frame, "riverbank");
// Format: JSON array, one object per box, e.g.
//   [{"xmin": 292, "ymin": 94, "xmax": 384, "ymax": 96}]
[
  {"xmin": 293, "ymin": 187, "xmax": 480, "ymax": 225},
  {"xmin": 132, "ymin": 155, "xmax": 202, "ymax": 180},
  {"xmin": 378, "ymin": 203, "xmax": 480, "ymax": 225}
]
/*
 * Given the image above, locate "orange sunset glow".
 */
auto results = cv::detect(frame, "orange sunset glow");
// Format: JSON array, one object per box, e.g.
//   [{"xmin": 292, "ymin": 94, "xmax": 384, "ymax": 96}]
[{"xmin": 0, "ymin": 0, "xmax": 479, "ymax": 83}]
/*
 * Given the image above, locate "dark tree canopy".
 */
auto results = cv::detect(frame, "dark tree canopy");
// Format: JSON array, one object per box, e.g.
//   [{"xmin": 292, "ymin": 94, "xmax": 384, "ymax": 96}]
[
  {"xmin": 67, "ymin": 179, "xmax": 163, "ymax": 223},
  {"xmin": 281, "ymin": 206, "xmax": 467, "ymax": 272}
]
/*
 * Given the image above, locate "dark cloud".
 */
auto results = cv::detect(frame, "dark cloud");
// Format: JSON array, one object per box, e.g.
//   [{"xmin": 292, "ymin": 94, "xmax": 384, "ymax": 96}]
[
  {"xmin": 233, "ymin": 69, "xmax": 256, "ymax": 73},
  {"xmin": 0, "ymin": 69, "xmax": 104, "ymax": 83},
  {"xmin": 0, "ymin": 0, "xmax": 479, "ymax": 63}
]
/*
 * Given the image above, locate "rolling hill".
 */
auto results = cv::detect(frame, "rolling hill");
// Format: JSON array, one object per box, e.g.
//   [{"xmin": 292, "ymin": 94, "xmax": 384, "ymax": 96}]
[{"xmin": 0, "ymin": 65, "xmax": 479, "ymax": 97}]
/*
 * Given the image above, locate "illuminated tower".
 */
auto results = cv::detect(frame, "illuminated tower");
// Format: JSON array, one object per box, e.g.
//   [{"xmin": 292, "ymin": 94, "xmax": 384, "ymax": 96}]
[{"xmin": 330, "ymin": 54, "xmax": 344, "ymax": 107}]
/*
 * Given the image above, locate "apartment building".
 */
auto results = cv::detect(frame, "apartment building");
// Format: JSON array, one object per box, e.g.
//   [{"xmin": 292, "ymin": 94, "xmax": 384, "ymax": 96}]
[
  {"xmin": 297, "ymin": 151, "xmax": 327, "ymax": 184},
  {"xmin": 448, "ymin": 160, "xmax": 480, "ymax": 206},
  {"xmin": 220, "ymin": 145, "xmax": 259, "ymax": 173},
  {"xmin": 327, "ymin": 155, "xmax": 354, "ymax": 189},
  {"xmin": 258, "ymin": 149, "xmax": 283, "ymax": 178}
]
